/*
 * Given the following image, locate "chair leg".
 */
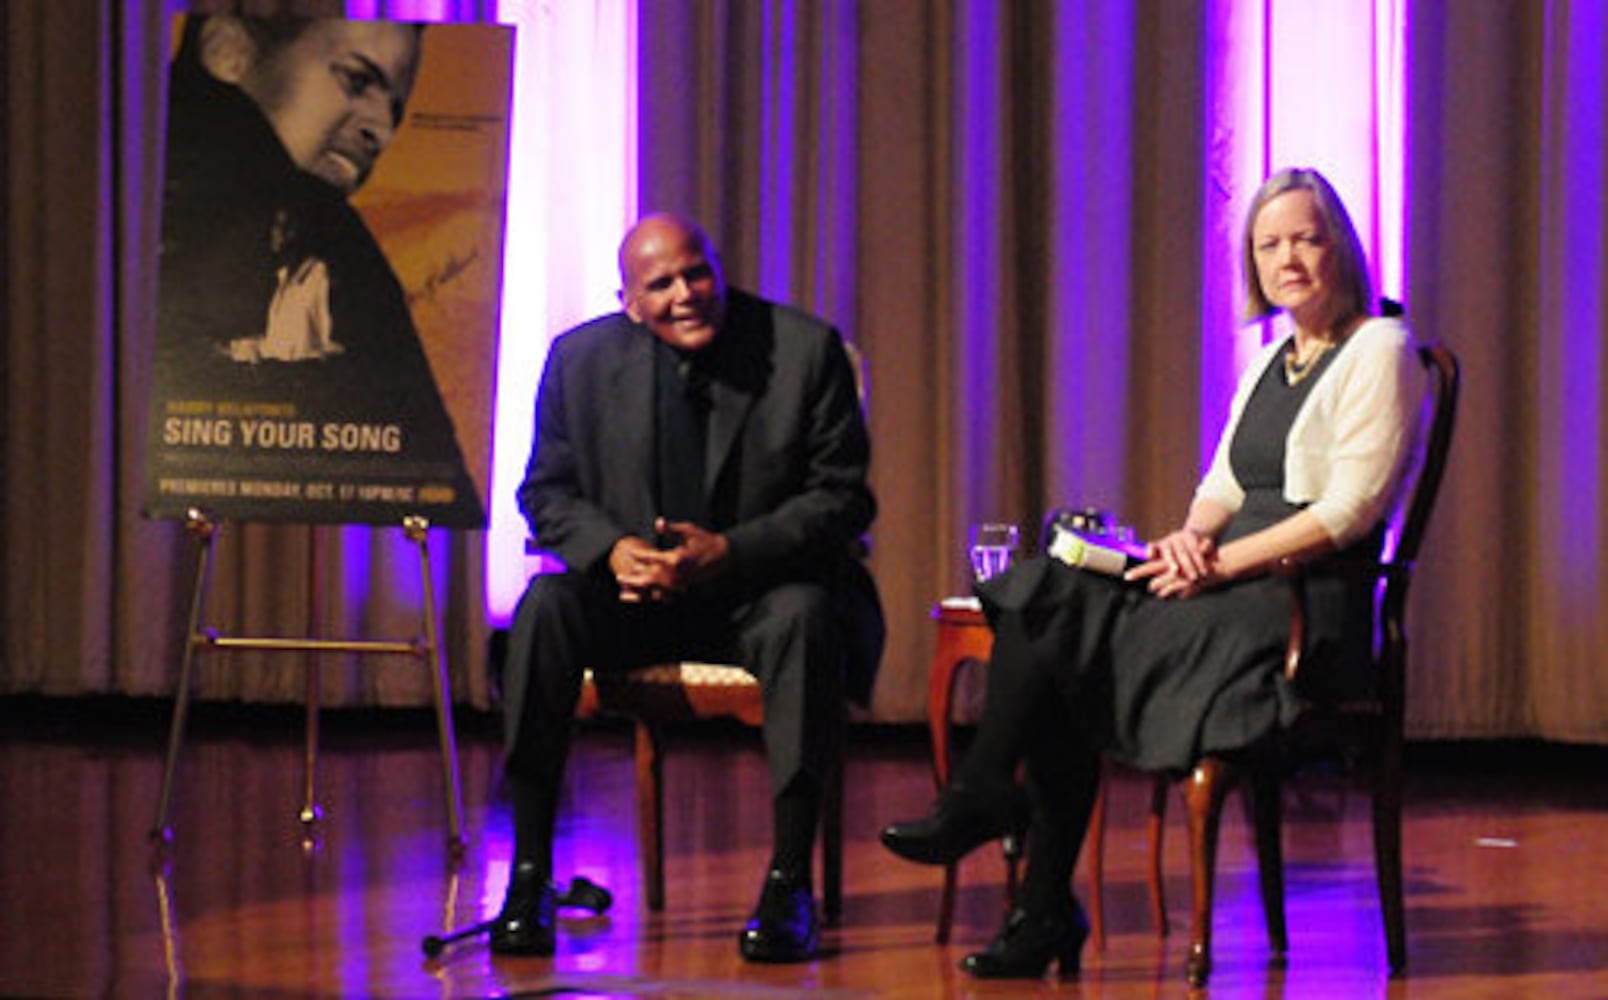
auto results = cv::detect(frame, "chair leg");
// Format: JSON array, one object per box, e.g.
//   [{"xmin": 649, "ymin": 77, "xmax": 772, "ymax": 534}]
[
  {"xmin": 823, "ymin": 739, "xmax": 845, "ymax": 925},
  {"xmin": 1183, "ymin": 757, "xmax": 1235, "ymax": 987},
  {"xmin": 1249, "ymin": 768, "xmax": 1287, "ymax": 958},
  {"xmin": 926, "ymin": 644, "xmax": 965, "ymax": 944},
  {"xmin": 1147, "ymin": 773, "xmax": 1170, "ymax": 936},
  {"xmin": 1375, "ymin": 739, "xmax": 1408, "ymax": 975},
  {"xmin": 633, "ymin": 720, "xmax": 665, "ymax": 911},
  {"xmin": 936, "ymin": 863, "xmax": 958, "ymax": 945},
  {"xmin": 1086, "ymin": 766, "xmax": 1108, "ymax": 950}
]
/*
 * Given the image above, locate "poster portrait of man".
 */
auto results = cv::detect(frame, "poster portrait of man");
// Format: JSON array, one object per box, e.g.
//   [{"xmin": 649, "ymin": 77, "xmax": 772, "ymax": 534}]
[{"xmin": 142, "ymin": 14, "xmax": 513, "ymax": 529}]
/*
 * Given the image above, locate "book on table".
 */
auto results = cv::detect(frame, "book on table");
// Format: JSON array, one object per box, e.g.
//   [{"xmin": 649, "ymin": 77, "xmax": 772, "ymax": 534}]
[{"xmin": 1045, "ymin": 520, "xmax": 1146, "ymax": 577}]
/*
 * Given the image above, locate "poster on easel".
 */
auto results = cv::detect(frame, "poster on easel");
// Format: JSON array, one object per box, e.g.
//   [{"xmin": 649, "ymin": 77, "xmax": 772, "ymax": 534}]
[{"xmin": 141, "ymin": 14, "xmax": 514, "ymax": 529}]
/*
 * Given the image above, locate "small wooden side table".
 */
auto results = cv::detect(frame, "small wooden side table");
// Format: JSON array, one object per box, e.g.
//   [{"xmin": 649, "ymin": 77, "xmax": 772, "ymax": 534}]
[
  {"xmin": 924, "ymin": 598, "xmax": 1015, "ymax": 944},
  {"xmin": 926, "ymin": 599, "xmax": 994, "ymax": 790}
]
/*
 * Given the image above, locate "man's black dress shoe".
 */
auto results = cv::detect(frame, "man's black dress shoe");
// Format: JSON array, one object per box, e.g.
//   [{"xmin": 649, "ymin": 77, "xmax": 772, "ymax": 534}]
[
  {"xmin": 879, "ymin": 781, "xmax": 1029, "ymax": 866},
  {"xmin": 738, "ymin": 869, "xmax": 820, "ymax": 963},
  {"xmin": 960, "ymin": 902, "xmax": 1090, "ymax": 979},
  {"xmin": 489, "ymin": 861, "xmax": 558, "ymax": 957}
]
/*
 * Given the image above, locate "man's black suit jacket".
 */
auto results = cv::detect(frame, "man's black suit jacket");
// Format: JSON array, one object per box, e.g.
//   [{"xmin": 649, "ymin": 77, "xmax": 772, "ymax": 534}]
[{"xmin": 514, "ymin": 288, "xmax": 883, "ymax": 705}]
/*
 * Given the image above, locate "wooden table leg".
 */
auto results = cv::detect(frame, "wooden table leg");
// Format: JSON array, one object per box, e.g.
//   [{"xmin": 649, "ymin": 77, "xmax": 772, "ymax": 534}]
[{"xmin": 926, "ymin": 604, "xmax": 993, "ymax": 944}]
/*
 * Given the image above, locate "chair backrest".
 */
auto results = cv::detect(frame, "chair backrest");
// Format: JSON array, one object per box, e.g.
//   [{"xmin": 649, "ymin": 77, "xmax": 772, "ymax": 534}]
[
  {"xmin": 1367, "ymin": 342, "xmax": 1459, "ymax": 722},
  {"xmin": 1390, "ymin": 343, "xmax": 1461, "ymax": 571},
  {"xmin": 1283, "ymin": 340, "xmax": 1460, "ymax": 694},
  {"xmin": 1380, "ymin": 343, "xmax": 1460, "ymax": 623}
]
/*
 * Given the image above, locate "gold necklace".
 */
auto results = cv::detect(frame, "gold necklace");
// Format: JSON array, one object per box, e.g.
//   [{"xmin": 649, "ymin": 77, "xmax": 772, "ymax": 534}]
[{"xmin": 1283, "ymin": 340, "xmax": 1334, "ymax": 385}]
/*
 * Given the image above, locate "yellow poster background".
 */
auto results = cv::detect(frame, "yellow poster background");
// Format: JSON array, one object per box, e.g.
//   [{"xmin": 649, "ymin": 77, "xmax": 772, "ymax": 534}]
[{"xmin": 350, "ymin": 22, "xmax": 514, "ymax": 515}]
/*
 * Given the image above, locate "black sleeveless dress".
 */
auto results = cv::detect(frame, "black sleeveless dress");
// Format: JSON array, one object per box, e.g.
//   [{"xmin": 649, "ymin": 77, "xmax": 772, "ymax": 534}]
[{"xmin": 976, "ymin": 340, "xmax": 1381, "ymax": 773}]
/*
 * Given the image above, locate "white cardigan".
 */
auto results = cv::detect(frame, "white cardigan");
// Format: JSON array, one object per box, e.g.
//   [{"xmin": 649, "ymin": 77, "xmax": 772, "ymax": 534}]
[{"xmin": 1195, "ymin": 316, "xmax": 1425, "ymax": 547}]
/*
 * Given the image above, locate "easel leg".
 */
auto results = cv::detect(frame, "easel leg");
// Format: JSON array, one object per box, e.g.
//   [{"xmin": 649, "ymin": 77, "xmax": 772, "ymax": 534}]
[
  {"xmin": 405, "ymin": 516, "xmax": 466, "ymax": 854},
  {"xmin": 300, "ymin": 526, "xmax": 323, "ymax": 838},
  {"xmin": 151, "ymin": 509, "xmax": 217, "ymax": 846},
  {"xmin": 300, "ymin": 643, "xmax": 322, "ymax": 832}
]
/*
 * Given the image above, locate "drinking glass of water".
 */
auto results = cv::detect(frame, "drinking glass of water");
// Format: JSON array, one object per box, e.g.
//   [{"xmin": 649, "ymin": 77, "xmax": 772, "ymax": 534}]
[{"xmin": 969, "ymin": 522, "xmax": 1020, "ymax": 582}]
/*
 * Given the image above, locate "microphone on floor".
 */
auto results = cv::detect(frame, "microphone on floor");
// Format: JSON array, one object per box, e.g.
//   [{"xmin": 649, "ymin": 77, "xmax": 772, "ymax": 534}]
[
  {"xmin": 420, "ymin": 875, "xmax": 613, "ymax": 959},
  {"xmin": 421, "ymin": 918, "xmax": 496, "ymax": 959}
]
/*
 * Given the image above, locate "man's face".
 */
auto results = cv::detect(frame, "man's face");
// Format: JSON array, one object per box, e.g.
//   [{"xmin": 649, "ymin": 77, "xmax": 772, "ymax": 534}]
[
  {"xmin": 620, "ymin": 220, "xmax": 728, "ymax": 353},
  {"xmin": 238, "ymin": 21, "xmax": 421, "ymax": 195}
]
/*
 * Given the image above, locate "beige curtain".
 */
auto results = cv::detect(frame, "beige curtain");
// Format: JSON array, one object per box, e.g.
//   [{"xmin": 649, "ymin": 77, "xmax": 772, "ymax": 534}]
[
  {"xmin": 4, "ymin": 0, "xmax": 1606, "ymax": 741},
  {"xmin": 1404, "ymin": 0, "xmax": 1608, "ymax": 741}
]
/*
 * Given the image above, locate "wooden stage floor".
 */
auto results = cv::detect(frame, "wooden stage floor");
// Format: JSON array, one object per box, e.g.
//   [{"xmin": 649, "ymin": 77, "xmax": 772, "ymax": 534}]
[{"xmin": 2, "ymin": 697, "xmax": 1605, "ymax": 998}]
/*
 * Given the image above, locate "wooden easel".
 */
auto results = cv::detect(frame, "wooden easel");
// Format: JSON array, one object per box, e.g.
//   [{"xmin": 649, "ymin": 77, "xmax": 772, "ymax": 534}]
[{"xmin": 149, "ymin": 508, "xmax": 466, "ymax": 855}]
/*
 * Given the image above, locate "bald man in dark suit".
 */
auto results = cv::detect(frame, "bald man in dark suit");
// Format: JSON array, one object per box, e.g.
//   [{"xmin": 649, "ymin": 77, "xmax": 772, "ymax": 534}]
[{"xmin": 494, "ymin": 214, "xmax": 883, "ymax": 963}]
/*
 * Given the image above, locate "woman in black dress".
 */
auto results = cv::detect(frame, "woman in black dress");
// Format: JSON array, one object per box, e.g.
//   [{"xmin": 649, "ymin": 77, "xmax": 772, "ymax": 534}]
[{"xmin": 880, "ymin": 167, "xmax": 1425, "ymax": 979}]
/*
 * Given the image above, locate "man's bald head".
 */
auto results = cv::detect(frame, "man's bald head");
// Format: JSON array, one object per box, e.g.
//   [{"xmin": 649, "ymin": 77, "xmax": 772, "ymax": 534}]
[{"xmin": 618, "ymin": 214, "xmax": 728, "ymax": 353}]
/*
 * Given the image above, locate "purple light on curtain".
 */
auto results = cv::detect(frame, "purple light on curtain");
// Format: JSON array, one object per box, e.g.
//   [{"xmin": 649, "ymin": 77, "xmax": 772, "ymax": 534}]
[
  {"xmin": 1265, "ymin": 0, "xmax": 1402, "ymax": 294},
  {"xmin": 810, "ymin": 0, "xmax": 858, "ymax": 329},
  {"xmin": 1198, "ymin": 0, "xmax": 1268, "ymax": 466},
  {"xmin": 1539, "ymin": 0, "xmax": 1604, "ymax": 591},
  {"xmin": 756, "ymin": 1, "xmax": 801, "ymax": 298},
  {"xmin": 347, "ymin": 0, "xmax": 493, "ymax": 18},
  {"xmin": 952, "ymin": 0, "xmax": 1006, "ymax": 514},
  {"xmin": 1043, "ymin": 0, "xmax": 1134, "ymax": 509},
  {"xmin": 347, "ymin": 0, "xmax": 498, "ymax": 16},
  {"xmin": 1373, "ymin": 0, "xmax": 1409, "ymax": 297},
  {"xmin": 750, "ymin": 0, "xmax": 858, "ymax": 329},
  {"xmin": 482, "ymin": 1, "xmax": 638, "ymax": 622},
  {"xmin": 1201, "ymin": 0, "xmax": 1407, "ymax": 469}
]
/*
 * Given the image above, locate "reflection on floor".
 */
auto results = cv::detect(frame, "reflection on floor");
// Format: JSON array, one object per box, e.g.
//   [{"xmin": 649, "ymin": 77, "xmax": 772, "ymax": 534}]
[{"xmin": 2, "ymin": 696, "xmax": 1605, "ymax": 998}]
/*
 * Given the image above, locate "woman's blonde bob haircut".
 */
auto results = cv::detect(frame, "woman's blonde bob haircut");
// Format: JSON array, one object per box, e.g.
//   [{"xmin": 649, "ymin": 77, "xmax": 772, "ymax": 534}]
[{"xmin": 1241, "ymin": 167, "xmax": 1374, "ymax": 324}]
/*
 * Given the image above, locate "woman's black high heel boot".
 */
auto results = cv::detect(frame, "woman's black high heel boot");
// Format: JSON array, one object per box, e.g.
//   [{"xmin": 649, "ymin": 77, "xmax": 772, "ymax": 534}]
[
  {"xmin": 878, "ymin": 780, "xmax": 1029, "ymax": 866},
  {"xmin": 959, "ymin": 901, "xmax": 1090, "ymax": 979}
]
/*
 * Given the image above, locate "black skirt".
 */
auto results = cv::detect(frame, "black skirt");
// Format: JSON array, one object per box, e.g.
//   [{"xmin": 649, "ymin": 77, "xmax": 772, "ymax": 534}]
[{"xmin": 977, "ymin": 553, "xmax": 1304, "ymax": 773}]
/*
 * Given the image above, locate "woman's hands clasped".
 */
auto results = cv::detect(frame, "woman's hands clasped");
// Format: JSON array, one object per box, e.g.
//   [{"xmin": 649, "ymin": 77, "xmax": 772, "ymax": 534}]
[{"xmin": 1125, "ymin": 527, "xmax": 1220, "ymax": 599}]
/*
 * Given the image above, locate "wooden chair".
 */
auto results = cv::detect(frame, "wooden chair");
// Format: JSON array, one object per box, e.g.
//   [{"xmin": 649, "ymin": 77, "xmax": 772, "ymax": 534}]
[{"xmin": 1099, "ymin": 341, "xmax": 1461, "ymax": 986}]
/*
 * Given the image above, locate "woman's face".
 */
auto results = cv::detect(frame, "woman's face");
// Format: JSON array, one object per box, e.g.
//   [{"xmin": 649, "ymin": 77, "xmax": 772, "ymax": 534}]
[{"xmin": 1251, "ymin": 189, "xmax": 1338, "ymax": 323}]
